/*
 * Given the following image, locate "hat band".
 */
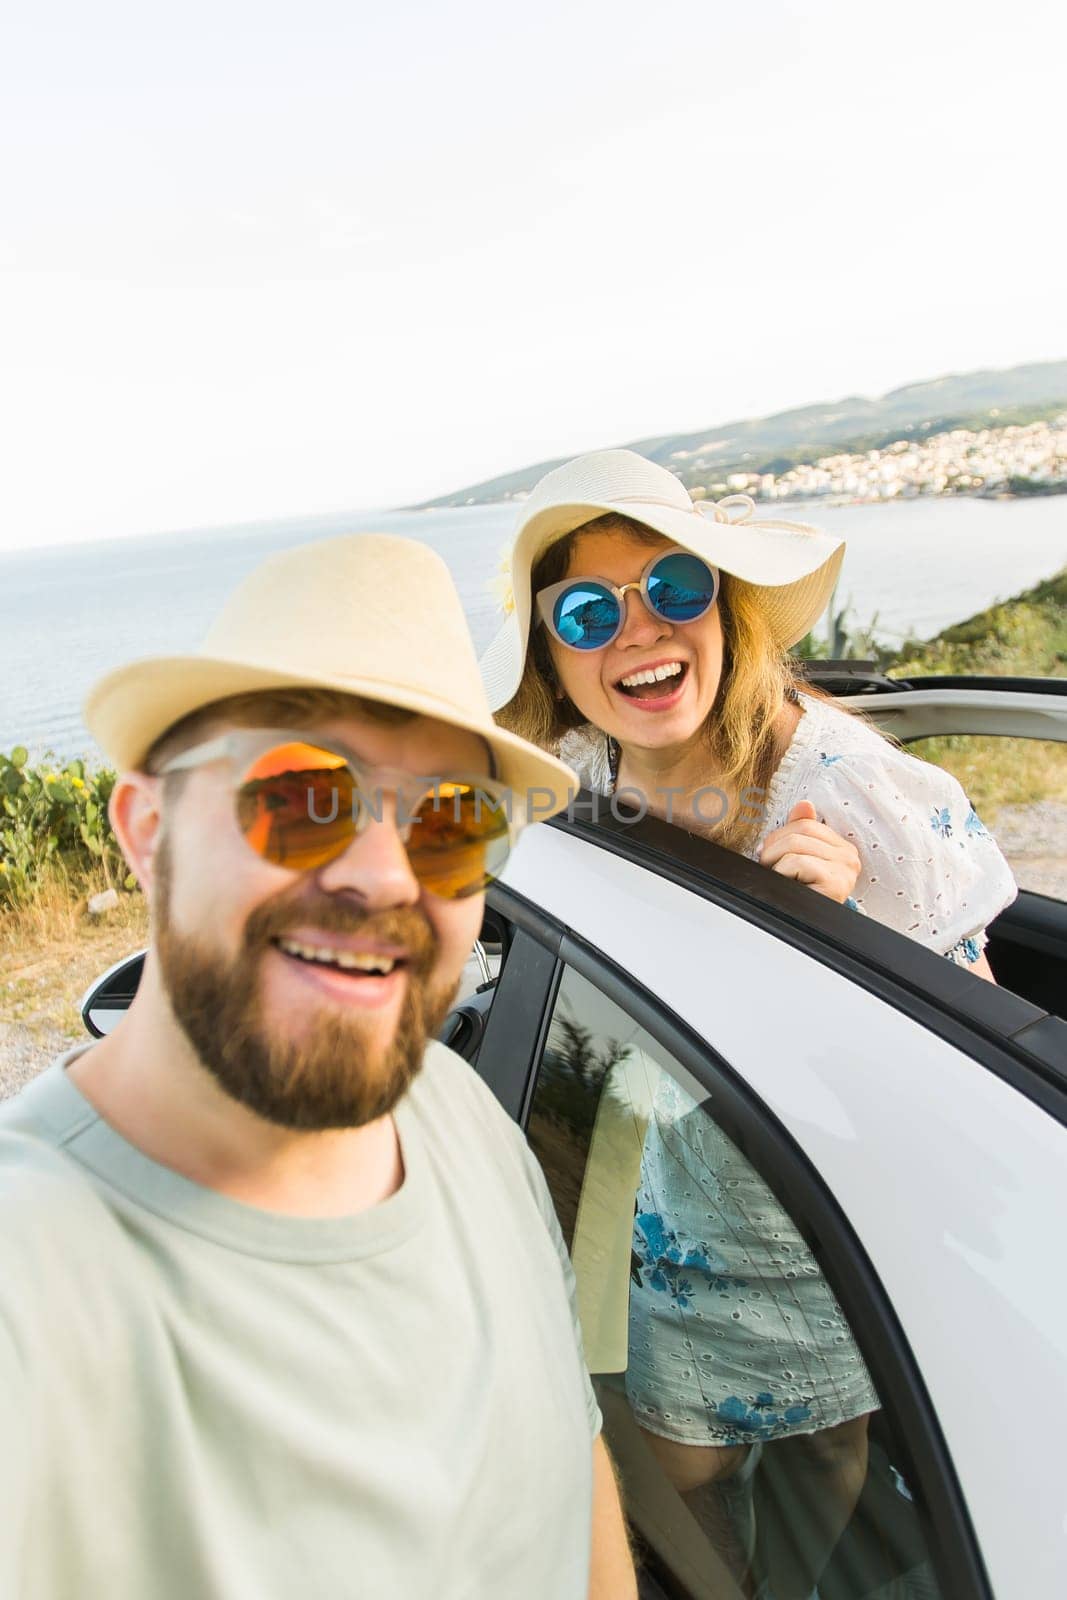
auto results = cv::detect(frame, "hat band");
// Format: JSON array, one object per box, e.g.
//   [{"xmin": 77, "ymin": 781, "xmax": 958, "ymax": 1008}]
[{"xmin": 603, "ymin": 492, "xmax": 699, "ymax": 513}]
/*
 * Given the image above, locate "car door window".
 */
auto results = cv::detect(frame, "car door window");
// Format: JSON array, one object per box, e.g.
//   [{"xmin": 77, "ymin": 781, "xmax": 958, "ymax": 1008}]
[{"xmin": 528, "ymin": 963, "xmax": 955, "ymax": 1600}]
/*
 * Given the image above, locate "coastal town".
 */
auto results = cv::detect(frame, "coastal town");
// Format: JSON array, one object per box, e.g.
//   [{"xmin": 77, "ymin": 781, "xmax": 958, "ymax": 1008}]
[{"xmin": 682, "ymin": 413, "xmax": 1067, "ymax": 504}]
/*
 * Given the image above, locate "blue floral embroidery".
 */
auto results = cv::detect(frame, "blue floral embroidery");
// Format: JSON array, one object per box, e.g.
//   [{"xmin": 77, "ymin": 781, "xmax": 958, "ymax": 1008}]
[
  {"xmin": 634, "ymin": 1212, "xmax": 745, "ymax": 1307},
  {"xmin": 715, "ymin": 1393, "xmax": 814, "ymax": 1439},
  {"xmin": 964, "ymin": 806, "xmax": 989, "ymax": 837},
  {"xmin": 943, "ymin": 935, "xmax": 982, "ymax": 965},
  {"xmin": 818, "ymin": 752, "xmax": 843, "ymax": 766},
  {"xmin": 930, "ymin": 806, "xmax": 953, "ymax": 838}
]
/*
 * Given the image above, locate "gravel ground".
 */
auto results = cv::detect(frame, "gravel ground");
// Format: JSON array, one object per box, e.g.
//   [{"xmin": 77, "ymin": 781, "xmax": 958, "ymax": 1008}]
[
  {"xmin": 3, "ymin": 804, "xmax": 1065, "ymax": 1102},
  {"xmin": 0, "ymin": 1021, "xmax": 78, "ymax": 1102},
  {"xmin": 988, "ymin": 800, "xmax": 1067, "ymax": 901}
]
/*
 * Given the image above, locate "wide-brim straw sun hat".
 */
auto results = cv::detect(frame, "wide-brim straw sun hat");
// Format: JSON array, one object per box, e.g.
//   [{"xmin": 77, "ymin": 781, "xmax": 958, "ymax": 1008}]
[
  {"xmin": 85, "ymin": 533, "xmax": 577, "ymax": 816},
  {"xmin": 480, "ymin": 449, "xmax": 846, "ymax": 710}
]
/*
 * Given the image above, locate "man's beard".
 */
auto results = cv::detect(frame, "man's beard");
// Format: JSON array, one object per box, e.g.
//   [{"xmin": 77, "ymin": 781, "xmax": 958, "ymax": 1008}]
[{"xmin": 153, "ymin": 842, "xmax": 459, "ymax": 1131}]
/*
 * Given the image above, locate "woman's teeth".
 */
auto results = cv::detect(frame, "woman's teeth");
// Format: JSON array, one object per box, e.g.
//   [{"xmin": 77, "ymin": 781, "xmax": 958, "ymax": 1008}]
[
  {"xmin": 620, "ymin": 662, "xmax": 683, "ymax": 688},
  {"xmin": 618, "ymin": 662, "xmax": 684, "ymax": 690},
  {"xmin": 276, "ymin": 939, "xmax": 397, "ymax": 975}
]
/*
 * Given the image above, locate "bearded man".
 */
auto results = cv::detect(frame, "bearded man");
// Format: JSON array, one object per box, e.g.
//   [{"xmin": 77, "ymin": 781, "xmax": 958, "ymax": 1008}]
[{"xmin": 0, "ymin": 534, "xmax": 636, "ymax": 1600}]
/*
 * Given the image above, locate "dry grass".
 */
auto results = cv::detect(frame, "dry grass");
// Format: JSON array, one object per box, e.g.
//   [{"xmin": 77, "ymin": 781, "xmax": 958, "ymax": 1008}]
[
  {"xmin": 907, "ymin": 735, "xmax": 1067, "ymax": 823},
  {"xmin": 0, "ymin": 871, "xmax": 148, "ymax": 1044}
]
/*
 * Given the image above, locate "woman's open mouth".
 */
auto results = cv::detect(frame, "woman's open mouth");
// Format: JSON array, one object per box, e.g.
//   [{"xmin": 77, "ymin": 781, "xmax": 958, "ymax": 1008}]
[{"xmin": 613, "ymin": 659, "xmax": 689, "ymax": 710}]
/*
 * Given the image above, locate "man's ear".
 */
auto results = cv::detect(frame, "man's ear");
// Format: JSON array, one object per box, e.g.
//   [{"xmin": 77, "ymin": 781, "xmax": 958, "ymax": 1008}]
[{"xmin": 109, "ymin": 772, "xmax": 165, "ymax": 897}]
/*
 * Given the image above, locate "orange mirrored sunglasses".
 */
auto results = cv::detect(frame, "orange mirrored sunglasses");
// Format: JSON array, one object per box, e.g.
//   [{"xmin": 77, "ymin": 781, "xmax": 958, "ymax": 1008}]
[{"xmin": 160, "ymin": 730, "xmax": 517, "ymax": 899}]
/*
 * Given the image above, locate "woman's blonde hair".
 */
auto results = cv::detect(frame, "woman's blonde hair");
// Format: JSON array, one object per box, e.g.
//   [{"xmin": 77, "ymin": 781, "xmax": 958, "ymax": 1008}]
[{"xmin": 495, "ymin": 513, "xmax": 813, "ymax": 850}]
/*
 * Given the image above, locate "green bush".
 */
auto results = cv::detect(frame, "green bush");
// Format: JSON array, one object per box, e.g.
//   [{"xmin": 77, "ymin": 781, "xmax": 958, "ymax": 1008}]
[{"xmin": 0, "ymin": 749, "xmax": 133, "ymax": 906}]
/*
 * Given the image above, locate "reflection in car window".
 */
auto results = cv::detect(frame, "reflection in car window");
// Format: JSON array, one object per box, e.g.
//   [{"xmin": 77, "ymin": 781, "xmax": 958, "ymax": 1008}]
[{"xmin": 527, "ymin": 965, "xmax": 948, "ymax": 1600}]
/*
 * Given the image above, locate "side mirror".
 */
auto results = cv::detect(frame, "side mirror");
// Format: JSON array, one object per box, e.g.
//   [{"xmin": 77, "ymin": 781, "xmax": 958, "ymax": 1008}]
[
  {"xmin": 80, "ymin": 935, "xmax": 503, "ymax": 1043},
  {"xmin": 438, "ymin": 985, "xmax": 497, "ymax": 1063},
  {"xmin": 81, "ymin": 951, "xmax": 145, "ymax": 1038}
]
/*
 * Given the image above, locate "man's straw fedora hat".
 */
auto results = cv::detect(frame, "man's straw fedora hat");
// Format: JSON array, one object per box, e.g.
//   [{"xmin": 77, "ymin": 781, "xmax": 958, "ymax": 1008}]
[
  {"xmin": 85, "ymin": 533, "xmax": 577, "ymax": 814},
  {"xmin": 480, "ymin": 449, "xmax": 846, "ymax": 711}
]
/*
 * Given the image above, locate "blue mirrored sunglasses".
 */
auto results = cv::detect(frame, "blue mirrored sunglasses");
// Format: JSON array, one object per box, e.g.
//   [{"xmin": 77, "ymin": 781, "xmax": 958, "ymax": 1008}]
[{"xmin": 535, "ymin": 548, "xmax": 720, "ymax": 651}]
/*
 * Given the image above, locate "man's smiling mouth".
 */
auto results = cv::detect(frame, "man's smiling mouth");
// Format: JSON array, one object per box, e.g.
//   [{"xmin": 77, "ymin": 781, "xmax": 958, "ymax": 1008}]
[
  {"xmin": 273, "ymin": 938, "xmax": 402, "ymax": 976},
  {"xmin": 615, "ymin": 660, "xmax": 688, "ymax": 699}
]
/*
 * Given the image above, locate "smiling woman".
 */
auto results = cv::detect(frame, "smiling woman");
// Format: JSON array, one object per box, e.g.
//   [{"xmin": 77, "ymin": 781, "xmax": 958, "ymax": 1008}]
[
  {"xmin": 530, "ymin": 516, "xmax": 773, "ymax": 849},
  {"xmin": 487, "ymin": 450, "xmax": 1017, "ymax": 960},
  {"xmin": 487, "ymin": 451, "xmax": 846, "ymax": 856},
  {"xmin": 483, "ymin": 447, "xmax": 1020, "ymax": 1594}
]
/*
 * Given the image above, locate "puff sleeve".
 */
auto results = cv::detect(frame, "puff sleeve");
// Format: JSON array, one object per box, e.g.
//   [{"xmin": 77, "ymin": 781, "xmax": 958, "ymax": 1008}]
[{"xmin": 799, "ymin": 744, "xmax": 1018, "ymax": 962}]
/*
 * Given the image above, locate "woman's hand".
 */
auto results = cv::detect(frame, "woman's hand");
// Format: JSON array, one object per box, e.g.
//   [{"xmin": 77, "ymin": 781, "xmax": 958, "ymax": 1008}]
[{"xmin": 758, "ymin": 801, "xmax": 861, "ymax": 904}]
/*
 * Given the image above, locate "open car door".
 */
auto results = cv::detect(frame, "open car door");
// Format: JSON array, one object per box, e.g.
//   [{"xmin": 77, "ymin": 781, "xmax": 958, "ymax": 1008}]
[{"xmin": 805, "ymin": 666, "xmax": 1067, "ymax": 1017}]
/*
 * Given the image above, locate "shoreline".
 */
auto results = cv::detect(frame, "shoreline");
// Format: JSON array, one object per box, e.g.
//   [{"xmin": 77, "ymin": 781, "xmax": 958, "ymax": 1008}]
[
  {"xmin": 419, "ymin": 482, "xmax": 1067, "ymax": 512},
  {"xmin": 4, "ymin": 505, "xmax": 1065, "ymax": 763}
]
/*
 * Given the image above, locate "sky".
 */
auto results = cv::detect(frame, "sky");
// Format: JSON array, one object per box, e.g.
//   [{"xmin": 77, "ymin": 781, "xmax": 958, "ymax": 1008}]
[{"xmin": 1, "ymin": 0, "xmax": 1063, "ymax": 552}]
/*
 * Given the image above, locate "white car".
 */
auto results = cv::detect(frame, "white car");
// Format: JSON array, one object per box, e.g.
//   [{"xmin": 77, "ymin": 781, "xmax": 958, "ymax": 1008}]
[{"xmin": 84, "ymin": 669, "xmax": 1067, "ymax": 1600}]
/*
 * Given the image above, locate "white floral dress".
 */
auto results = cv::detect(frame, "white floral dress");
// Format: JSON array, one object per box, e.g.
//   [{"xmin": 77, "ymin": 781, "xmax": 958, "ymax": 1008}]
[{"xmin": 560, "ymin": 695, "xmax": 1017, "ymax": 1444}]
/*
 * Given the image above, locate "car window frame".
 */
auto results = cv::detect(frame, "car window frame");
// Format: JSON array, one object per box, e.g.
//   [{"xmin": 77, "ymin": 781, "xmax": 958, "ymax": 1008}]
[{"xmin": 489, "ymin": 887, "xmax": 995, "ymax": 1600}]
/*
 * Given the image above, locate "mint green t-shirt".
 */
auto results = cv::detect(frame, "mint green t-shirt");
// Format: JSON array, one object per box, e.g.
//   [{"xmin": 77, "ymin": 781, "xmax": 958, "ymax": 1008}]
[{"xmin": 0, "ymin": 1043, "xmax": 601, "ymax": 1600}]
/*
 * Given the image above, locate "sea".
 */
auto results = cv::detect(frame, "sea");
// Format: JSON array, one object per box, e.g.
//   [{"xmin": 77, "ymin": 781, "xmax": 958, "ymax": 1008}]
[{"xmin": 1, "ymin": 494, "xmax": 1064, "ymax": 761}]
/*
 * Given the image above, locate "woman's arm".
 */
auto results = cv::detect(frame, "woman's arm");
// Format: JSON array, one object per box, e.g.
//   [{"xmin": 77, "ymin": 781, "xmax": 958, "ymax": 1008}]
[
  {"xmin": 760, "ymin": 800, "xmax": 1001, "ymax": 982},
  {"xmin": 766, "ymin": 727, "xmax": 1018, "ymax": 965},
  {"xmin": 971, "ymin": 951, "xmax": 997, "ymax": 983}
]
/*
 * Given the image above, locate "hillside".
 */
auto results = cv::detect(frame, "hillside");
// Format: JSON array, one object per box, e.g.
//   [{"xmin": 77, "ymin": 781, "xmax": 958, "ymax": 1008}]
[
  {"xmin": 890, "ymin": 566, "xmax": 1067, "ymax": 679},
  {"xmin": 887, "ymin": 567, "xmax": 1067, "ymax": 827},
  {"xmin": 420, "ymin": 360, "xmax": 1067, "ymax": 507}
]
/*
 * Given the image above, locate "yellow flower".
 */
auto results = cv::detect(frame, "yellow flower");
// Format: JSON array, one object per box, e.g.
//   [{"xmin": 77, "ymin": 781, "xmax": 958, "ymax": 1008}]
[
  {"xmin": 71, "ymin": 776, "xmax": 85, "ymax": 789},
  {"xmin": 45, "ymin": 773, "xmax": 57, "ymax": 783},
  {"xmin": 489, "ymin": 546, "xmax": 516, "ymax": 617}
]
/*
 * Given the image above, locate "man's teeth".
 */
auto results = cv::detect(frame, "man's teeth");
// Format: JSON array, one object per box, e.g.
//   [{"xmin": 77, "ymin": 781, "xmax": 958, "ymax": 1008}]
[
  {"xmin": 277, "ymin": 939, "xmax": 397, "ymax": 974},
  {"xmin": 619, "ymin": 662, "xmax": 684, "ymax": 688}
]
